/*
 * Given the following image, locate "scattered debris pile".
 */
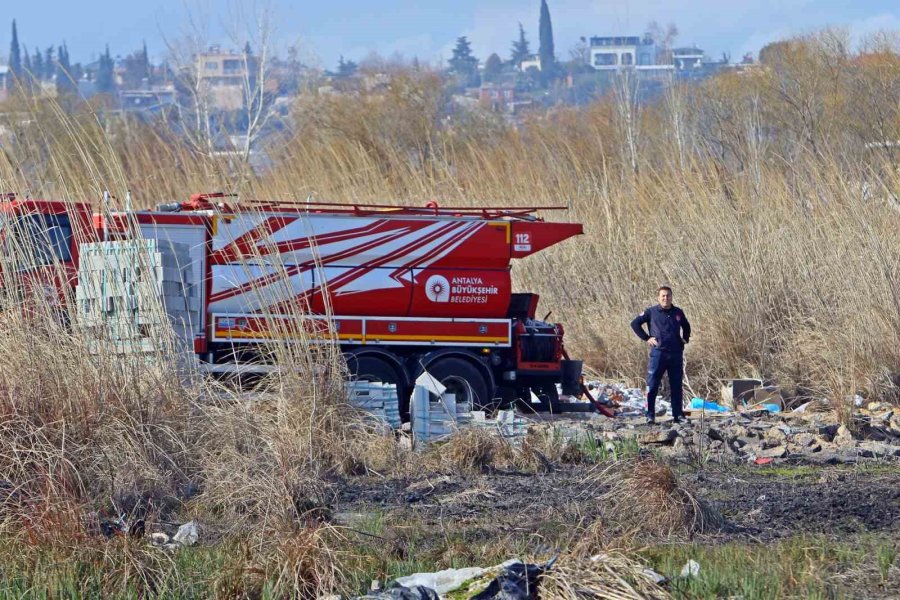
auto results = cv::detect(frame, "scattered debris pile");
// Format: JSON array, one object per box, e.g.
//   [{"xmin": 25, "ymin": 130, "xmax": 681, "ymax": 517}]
[
  {"xmin": 585, "ymin": 404, "xmax": 900, "ymax": 464},
  {"xmin": 359, "ymin": 554, "xmax": 673, "ymax": 600}
]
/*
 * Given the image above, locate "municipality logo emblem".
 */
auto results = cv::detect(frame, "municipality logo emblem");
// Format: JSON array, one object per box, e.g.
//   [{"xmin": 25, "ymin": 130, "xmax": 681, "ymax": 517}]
[{"xmin": 424, "ymin": 275, "xmax": 451, "ymax": 302}]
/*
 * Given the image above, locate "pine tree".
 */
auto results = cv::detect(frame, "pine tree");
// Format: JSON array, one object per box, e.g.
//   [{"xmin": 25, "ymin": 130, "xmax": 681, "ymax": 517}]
[
  {"xmin": 538, "ymin": 0, "xmax": 556, "ymax": 80},
  {"xmin": 8, "ymin": 20, "xmax": 22, "ymax": 88},
  {"xmin": 449, "ymin": 36, "xmax": 479, "ymax": 87},
  {"xmin": 510, "ymin": 23, "xmax": 530, "ymax": 67},
  {"xmin": 483, "ymin": 53, "xmax": 503, "ymax": 82}
]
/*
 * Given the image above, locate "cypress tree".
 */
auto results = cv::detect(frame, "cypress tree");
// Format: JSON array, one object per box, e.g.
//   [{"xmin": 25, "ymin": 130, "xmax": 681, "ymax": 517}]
[
  {"xmin": 142, "ymin": 40, "xmax": 150, "ymax": 81},
  {"xmin": 22, "ymin": 45, "xmax": 34, "ymax": 92},
  {"xmin": 44, "ymin": 46, "xmax": 54, "ymax": 80},
  {"xmin": 22, "ymin": 46, "xmax": 31, "ymax": 73},
  {"xmin": 56, "ymin": 43, "xmax": 74, "ymax": 95},
  {"xmin": 538, "ymin": 0, "xmax": 556, "ymax": 80},
  {"xmin": 96, "ymin": 45, "xmax": 115, "ymax": 94},
  {"xmin": 33, "ymin": 48, "xmax": 43, "ymax": 81},
  {"xmin": 8, "ymin": 20, "xmax": 22, "ymax": 88}
]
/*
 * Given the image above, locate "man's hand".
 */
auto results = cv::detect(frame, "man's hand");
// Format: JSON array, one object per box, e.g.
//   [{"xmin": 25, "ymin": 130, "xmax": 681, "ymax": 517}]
[{"xmin": 647, "ymin": 337, "xmax": 659, "ymax": 348}]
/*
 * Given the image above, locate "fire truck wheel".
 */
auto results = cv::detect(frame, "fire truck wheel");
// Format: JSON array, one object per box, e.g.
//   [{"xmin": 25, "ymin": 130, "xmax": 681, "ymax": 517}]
[
  {"xmin": 425, "ymin": 357, "xmax": 492, "ymax": 411},
  {"xmin": 346, "ymin": 353, "xmax": 410, "ymax": 416}
]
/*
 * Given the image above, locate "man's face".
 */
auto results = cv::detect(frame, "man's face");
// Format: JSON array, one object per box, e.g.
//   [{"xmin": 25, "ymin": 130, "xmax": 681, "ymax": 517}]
[{"xmin": 658, "ymin": 289, "xmax": 673, "ymax": 309}]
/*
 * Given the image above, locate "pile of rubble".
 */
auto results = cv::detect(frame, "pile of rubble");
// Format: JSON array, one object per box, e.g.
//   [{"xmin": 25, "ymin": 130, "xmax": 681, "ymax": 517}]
[{"xmin": 585, "ymin": 400, "xmax": 900, "ymax": 464}]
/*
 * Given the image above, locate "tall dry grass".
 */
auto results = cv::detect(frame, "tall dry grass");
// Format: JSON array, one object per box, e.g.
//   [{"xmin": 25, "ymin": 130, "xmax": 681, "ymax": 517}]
[
  {"xmin": 0, "ymin": 28, "xmax": 897, "ymax": 595},
  {"xmin": 4, "ymin": 31, "xmax": 896, "ymax": 406},
  {"xmin": 0, "ymin": 127, "xmax": 391, "ymax": 596}
]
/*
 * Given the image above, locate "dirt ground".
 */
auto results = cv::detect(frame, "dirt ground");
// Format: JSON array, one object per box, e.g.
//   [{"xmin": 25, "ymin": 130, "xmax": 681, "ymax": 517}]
[{"xmin": 334, "ymin": 443, "xmax": 900, "ymax": 547}]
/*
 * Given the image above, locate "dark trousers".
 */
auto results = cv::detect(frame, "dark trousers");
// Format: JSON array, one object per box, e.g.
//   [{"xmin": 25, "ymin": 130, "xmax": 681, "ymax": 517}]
[{"xmin": 647, "ymin": 349, "xmax": 684, "ymax": 418}]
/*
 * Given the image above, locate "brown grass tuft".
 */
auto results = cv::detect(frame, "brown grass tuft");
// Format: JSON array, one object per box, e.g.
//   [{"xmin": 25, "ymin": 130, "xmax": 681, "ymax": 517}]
[
  {"xmin": 424, "ymin": 428, "xmax": 516, "ymax": 474},
  {"xmin": 595, "ymin": 458, "xmax": 724, "ymax": 538}
]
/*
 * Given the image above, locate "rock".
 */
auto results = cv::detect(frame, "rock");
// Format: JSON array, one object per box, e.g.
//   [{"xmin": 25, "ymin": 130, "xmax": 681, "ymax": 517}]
[
  {"xmin": 775, "ymin": 424, "xmax": 794, "ymax": 435},
  {"xmin": 639, "ymin": 428, "xmax": 679, "ymax": 445},
  {"xmin": 817, "ymin": 424, "xmax": 840, "ymax": 440},
  {"xmin": 890, "ymin": 418, "xmax": 900, "ymax": 435},
  {"xmin": 758, "ymin": 445, "xmax": 788, "ymax": 459},
  {"xmin": 793, "ymin": 433, "xmax": 818, "ymax": 447},
  {"xmin": 760, "ymin": 438, "xmax": 778, "ymax": 450},
  {"xmin": 811, "ymin": 451, "xmax": 857, "ymax": 465},
  {"xmin": 834, "ymin": 425, "xmax": 855, "ymax": 447},
  {"xmin": 764, "ymin": 427, "xmax": 785, "ymax": 442},
  {"xmin": 874, "ymin": 410, "xmax": 894, "ymax": 423},
  {"xmin": 728, "ymin": 425, "xmax": 750, "ymax": 439},
  {"xmin": 707, "ymin": 427, "xmax": 726, "ymax": 442},
  {"xmin": 857, "ymin": 441, "xmax": 900, "ymax": 459},
  {"xmin": 709, "ymin": 440, "xmax": 724, "ymax": 450},
  {"xmin": 149, "ymin": 532, "xmax": 169, "ymax": 545},
  {"xmin": 172, "ymin": 521, "xmax": 199, "ymax": 546},
  {"xmin": 730, "ymin": 438, "xmax": 748, "ymax": 451},
  {"xmin": 788, "ymin": 441, "xmax": 821, "ymax": 455}
]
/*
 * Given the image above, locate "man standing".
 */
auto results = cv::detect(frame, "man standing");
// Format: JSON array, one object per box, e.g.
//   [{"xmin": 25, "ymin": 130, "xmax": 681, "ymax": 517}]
[{"xmin": 630, "ymin": 286, "xmax": 691, "ymax": 424}]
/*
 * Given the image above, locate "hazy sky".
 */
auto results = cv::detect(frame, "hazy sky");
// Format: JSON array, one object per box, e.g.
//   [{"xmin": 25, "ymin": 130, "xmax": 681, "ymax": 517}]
[{"xmin": 2, "ymin": 1, "xmax": 898, "ymax": 69}]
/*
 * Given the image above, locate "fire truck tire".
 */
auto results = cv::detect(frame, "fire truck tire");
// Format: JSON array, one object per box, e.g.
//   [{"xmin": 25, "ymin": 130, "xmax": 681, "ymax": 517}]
[
  {"xmin": 425, "ymin": 357, "xmax": 492, "ymax": 411},
  {"xmin": 345, "ymin": 353, "xmax": 411, "ymax": 417}
]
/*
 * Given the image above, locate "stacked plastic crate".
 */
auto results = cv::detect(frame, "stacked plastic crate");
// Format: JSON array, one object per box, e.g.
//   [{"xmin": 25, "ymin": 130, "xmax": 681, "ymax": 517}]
[
  {"xmin": 346, "ymin": 381, "xmax": 402, "ymax": 429},
  {"xmin": 411, "ymin": 387, "xmax": 473, "ymax": 445},
  {"xmin": 489, "ymin": 409, "xmax": 529, "ymax": 445},
  {"xmin": 75, "ymin": 239, "xmax": 199, "ymax": 357}
]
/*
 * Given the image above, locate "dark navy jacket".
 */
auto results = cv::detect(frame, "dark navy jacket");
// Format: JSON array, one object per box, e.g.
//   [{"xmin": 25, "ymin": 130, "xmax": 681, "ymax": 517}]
[{"xmin": 630, "ymin": 304, "xmax": 691, "ymax": 352}]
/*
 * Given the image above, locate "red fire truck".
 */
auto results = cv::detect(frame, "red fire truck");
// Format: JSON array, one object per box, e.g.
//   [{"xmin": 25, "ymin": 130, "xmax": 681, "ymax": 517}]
[{"xmin": 1, "ymin": 193, "xmax": 586, "ymax": 416}]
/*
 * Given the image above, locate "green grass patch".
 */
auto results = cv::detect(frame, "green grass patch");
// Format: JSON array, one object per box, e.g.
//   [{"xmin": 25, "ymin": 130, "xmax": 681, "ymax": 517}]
[
  {"xmin": 0, "ymin": 541, "xmax": 238, "ymax": 599},
  {"xmin": 641, "ymin": 534, "xmax": 898, "ymax": 600}
]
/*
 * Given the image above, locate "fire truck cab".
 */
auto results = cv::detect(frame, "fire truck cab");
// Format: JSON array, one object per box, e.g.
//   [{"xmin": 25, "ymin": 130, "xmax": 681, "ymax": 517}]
[{"xmin": 0, "ymin": 196, "xmax": 95, "ymax": 309}]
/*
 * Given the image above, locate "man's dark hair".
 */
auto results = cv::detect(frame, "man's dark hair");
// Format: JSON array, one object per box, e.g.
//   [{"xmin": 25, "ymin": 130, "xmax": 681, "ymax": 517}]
[{"xmin": 657, "ymin": 285, "xmax": 673, "ymax": 294}]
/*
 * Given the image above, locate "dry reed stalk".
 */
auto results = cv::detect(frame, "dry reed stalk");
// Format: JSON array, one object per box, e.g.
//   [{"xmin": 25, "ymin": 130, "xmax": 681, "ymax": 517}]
[{"xmin": 541, "ymin": 551, "xmax": 673, "ymax": 600}]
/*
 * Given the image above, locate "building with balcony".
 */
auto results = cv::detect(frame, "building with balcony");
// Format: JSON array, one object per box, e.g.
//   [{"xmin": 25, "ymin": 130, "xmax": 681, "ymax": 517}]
[
  {"xmin": 588, "ymin": 35, "xmax": 658, "ymax": 70},
  {"xmin": 195, "ymin": 46, "xmax": 257, "ymax": 111}
]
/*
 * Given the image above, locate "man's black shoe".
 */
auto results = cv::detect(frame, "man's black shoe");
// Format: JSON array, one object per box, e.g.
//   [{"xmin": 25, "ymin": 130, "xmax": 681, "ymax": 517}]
[{"xmin": 672, "ymin": 416, "xmax": 688, "ymax": 424}]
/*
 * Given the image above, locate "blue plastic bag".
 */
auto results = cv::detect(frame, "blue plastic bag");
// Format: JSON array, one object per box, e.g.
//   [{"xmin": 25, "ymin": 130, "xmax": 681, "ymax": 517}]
[{"xmin": 689, "ymin": 397, "xmax": 730, "ymax": 412}]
